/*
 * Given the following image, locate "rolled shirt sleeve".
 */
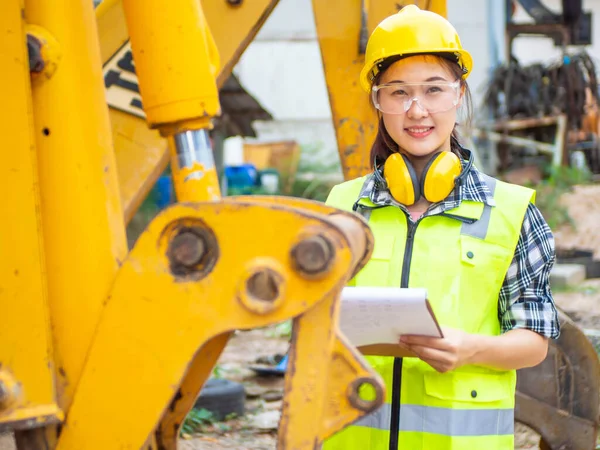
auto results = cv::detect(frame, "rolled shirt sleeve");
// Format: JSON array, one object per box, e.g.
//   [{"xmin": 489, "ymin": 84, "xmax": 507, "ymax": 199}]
[{"xmin": 498, "ymin": 202, "xmax": 560, "ymax": 339}]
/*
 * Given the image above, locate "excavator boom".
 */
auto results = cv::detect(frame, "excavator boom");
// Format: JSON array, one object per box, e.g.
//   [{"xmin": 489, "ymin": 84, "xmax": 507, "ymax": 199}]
[{"xmin": 0, "ymin": 0, "xmax": 598, "ymax": 449}]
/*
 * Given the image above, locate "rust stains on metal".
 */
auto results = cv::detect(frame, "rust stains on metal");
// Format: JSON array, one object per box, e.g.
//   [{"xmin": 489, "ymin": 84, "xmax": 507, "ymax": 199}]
[
  {"xmin": 168, "ymin": 389, "xmax": 183, "ymax": 413},
  {"xmin": 246, "ymin": 269, "xmax": 280, "ymax": 303},
  {"xmin": 167, "ymin": 223, "xmax": 219, "ymax": 280},
  {"xmin": 347, "ymin": 377, "xmax": 384, "ymax": 413},
  {"xmin": 291, "ymin": 235, "xmax": 334, "ymax": 276},
  {"xmin": 0, "ymin": 381, "xmax": 9, "ymax": 408},
  {"xmin": 343, "ymin": 145, "xmax": 358, "ymax": 157},
  {"xmin": 170, "ymin": 231, "xmax": 206, "ymax": 267},
  {"xmin": 27, "ymin": 34, "xmax": 45, "ymax": 73}
]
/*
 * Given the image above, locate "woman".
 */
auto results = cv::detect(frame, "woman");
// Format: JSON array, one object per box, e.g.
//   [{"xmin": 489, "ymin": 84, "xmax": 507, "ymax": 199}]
[{"xmin": 324, "ymin": 5, "xmax": 559, "ymax": 450}]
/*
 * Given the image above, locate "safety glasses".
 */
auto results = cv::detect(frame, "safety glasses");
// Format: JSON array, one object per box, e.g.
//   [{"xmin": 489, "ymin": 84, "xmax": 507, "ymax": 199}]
[{"xmin": 372, "ymin": 80, "xmax": 461, "ymax": 115}]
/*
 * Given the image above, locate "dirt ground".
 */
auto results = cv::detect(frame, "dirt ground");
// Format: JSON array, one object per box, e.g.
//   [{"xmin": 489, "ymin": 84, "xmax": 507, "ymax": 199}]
[
  {"xmin": 553, "ymin": 184, "xmax": 600, "ymax": 258},
  {"xmin": 2, "ymin": 185, "xmax": 600, "ymax": 450}
]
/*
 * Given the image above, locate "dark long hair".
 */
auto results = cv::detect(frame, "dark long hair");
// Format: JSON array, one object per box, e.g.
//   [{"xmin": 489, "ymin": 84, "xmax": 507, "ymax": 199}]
[{"xmin": 369, "ymin": 54, "xmax": 473, "ymax": 168}]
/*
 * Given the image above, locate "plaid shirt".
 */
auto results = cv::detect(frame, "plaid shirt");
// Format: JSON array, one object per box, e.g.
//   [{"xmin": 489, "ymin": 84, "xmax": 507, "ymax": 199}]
[{"xmin": 355, "ymin": 163, "xmax": 560, "ymax": 339}]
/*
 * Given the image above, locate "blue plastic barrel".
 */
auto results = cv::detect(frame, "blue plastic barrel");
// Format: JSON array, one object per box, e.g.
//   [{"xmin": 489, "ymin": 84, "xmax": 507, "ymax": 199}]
[
  {"xmin": 223, "ymin": 164, "xmax": 259, "ymax": 195},
  {"xmin": 154, "ymin": 175, "xmax": 174, "ymax": 209}
]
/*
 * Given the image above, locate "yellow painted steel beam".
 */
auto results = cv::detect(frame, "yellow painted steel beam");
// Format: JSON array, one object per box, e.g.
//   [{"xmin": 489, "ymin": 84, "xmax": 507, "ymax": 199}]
[
  {"xmin": 24, "ymin": 0, "xmax": 128, "ymax": 412},
  {"xmin": 56, "ymin": 197, "xmax": 382, "ymax": 449},
  {"xmin": 313, "ymin": 0, "xmax": 446, "ymax": 181},
  {"xmin": 96, "ymin": 0, "xmax": 129, "ymax": 63},
  {"xmin": 0, "ymin": 0, "xmax": 62, "ymax": 432},
  {"xmin": 111, "ymin": 109, "xmax": 170, "ymax": 224},
  {"xmin": 96, "ymin": 0, "xmax": 280, "ymax": 223}
]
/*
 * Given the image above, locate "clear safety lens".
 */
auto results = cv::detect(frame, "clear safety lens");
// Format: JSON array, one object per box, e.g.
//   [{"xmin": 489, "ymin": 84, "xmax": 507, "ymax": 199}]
[{"xmin": 372, "ymin": 80, "xmax": 461, "ymax": 115}]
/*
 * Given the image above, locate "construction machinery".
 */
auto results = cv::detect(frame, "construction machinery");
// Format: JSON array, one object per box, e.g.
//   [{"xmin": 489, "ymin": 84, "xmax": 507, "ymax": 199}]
[{"xmin": 0, "ymin": 0, "xmax": 598, "ymax": 449}]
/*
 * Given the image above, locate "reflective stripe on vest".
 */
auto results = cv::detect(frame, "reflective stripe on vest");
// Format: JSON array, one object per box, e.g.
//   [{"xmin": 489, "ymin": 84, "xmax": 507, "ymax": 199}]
[
  {"xmin": 355, "ymin": 403, "xmax": 514, "ymax": 436},
  {"xmin": 461, "ymin": 175, "xmax": 495, "ymax": 239}
]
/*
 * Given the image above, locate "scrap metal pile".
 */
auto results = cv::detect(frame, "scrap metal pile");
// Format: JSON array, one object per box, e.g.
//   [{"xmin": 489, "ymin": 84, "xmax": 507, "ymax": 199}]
[
  {"xmin": 483, "ymin": 51, "xmax": 599, "ymax": 130},
  {"xmin": 480, "ymin": 51, "xmax": 600, "ymax": 174}
]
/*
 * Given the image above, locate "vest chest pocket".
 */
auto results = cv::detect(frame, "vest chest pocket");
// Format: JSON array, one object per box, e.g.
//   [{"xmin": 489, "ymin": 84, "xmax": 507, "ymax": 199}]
[
  {"xmin": 459, "ymin": 235, "xmax": 512, "ymax": 272},
  {"xmin": 458, "ymin": 235, "xmax": 514, "ymax": 331},
  {"xmin": 355, "ymin": 235, "xmax": 396, "ymax": 287}
]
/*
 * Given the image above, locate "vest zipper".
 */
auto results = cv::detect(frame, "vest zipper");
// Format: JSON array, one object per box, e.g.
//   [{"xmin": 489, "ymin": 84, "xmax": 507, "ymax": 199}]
[
  {"xmin": 389, "ymin": 358, "xmax": 403, "ymax": 450},
  {"xmin": 389, "ymin": 217, "xmax": 419, "ymax": 450},
  {"xmin": 401, "ymin": 220, "xmax": 417, "ymax": 288}
]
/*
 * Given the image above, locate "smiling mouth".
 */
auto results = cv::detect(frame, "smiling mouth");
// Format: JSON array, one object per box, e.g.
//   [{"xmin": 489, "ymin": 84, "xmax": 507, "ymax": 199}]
[{"xmin": 405, "ymin": 127, "xmax": 433, "ymax": 135}]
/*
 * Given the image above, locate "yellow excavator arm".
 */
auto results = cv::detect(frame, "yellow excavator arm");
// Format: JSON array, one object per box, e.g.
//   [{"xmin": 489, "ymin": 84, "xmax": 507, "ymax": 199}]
[
  {"xmin": 99, "ymin": 0, "xmax": 448, "ymax": 224},
  {"xmin": 1, "ymin": 0, "xmax": 598, "ymax": 449},
  {"xmin": 1, "ymin": 0, "xmax": 397, "ymax": 448}
]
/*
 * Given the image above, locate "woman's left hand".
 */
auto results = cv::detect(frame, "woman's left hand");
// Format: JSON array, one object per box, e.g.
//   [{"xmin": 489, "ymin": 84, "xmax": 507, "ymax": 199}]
[{"xmin": 399, "ymin": 327, "xmax": 477, "ymax": 373}]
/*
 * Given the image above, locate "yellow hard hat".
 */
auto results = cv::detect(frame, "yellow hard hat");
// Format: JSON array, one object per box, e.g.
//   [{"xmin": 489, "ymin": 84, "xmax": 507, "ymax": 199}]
[{"xmin": 359, "ymin": 5, "xmax": 473, "ymax": 92}]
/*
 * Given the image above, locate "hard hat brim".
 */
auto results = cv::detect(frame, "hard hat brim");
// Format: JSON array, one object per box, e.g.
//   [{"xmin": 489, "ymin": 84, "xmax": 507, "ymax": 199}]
[{"xmin": 360, "ymin": 49, "xmax": 473, "ymax": 93}]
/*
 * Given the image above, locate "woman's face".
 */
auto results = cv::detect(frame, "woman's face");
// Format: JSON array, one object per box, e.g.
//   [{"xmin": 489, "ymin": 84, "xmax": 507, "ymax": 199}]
[{"xmin": 379, "ymin": 55, "xmax": 462, "ymax": 159}]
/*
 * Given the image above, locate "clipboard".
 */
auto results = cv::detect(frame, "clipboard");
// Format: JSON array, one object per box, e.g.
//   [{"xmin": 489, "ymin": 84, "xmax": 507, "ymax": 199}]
[{"xmin": 339, "ymin": 287, "xmax": 443, "ymax": 357}]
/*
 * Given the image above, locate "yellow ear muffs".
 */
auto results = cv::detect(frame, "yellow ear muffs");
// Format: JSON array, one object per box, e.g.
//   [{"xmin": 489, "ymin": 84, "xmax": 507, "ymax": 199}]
[
  {"xmin": 420, "ymin": 151, "xmax": 462, "ymax": 203},
  {"xmin": 383, "ymin": 152, "xmax": 420, "ymax": 206}
]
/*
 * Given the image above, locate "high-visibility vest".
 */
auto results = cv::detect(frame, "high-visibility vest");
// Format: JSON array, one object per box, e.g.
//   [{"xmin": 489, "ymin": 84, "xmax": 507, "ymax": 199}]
[{"xmin": 323, "ymin": 173, "xmax": 534, "ymax": 450}]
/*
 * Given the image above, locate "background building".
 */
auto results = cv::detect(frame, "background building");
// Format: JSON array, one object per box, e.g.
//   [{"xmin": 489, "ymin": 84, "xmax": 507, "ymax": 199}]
[{"xmin": 232, "ymin": 0, "xmax": 600, "ymax": 171}]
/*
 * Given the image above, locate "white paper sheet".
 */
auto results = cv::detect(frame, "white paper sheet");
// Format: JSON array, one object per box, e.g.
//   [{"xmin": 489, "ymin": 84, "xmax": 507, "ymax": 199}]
[{"xmin": 339, "ymin": 287, "xmax": 442, "ymax": 347}]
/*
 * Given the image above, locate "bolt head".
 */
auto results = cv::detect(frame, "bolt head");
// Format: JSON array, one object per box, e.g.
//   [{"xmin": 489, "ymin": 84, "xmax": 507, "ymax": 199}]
[
  {"xmin": 246, "ymin": 269, "xmax": 280, "ymax": 303},
  {"xmin": 291, "ymin": 235, "xmax": 333, "ymax": 275},
  {"xmin": 170, "ymin": 231, "xmax": 206, "ymax": 267}
]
